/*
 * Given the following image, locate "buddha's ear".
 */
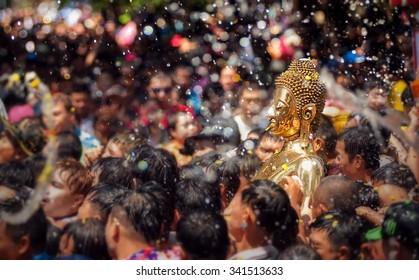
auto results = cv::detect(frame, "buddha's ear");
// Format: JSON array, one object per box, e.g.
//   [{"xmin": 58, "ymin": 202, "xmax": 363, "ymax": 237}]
[{"xmin": 300, "ymin": 103, "xmax": 317, "ymax": 147}]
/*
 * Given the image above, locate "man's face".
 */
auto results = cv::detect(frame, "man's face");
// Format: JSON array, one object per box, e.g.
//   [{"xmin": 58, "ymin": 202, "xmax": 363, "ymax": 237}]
[
  {"xmin": 0, "ymin": 131, "xmax": 17, "ymax": 164},
  {"xmin": 170, "ymin": 113, "xmax": 199, "ymax": 143},
  {"xmin": 148, "ymin": 77, "xmax": 174, "ymax": 109},
  {"xmin": 48, "ymin": 102, "xmax": 74, "ymax": 132},
  {"xmin": 266, "ymin": 87, "xmax": 298, "ymax": 137},
  {"xmin": 71, "ymin": 92, "xmax": 91, "ymax": 119},
  {"xmin": 239, "ymin": 89, "xmax": 262, "ymax": 117},
  {"xmin": 219, "ymin": 67, "xmax": 237, "ymax": 91},
  {"xmin": 309, "ymin": 229, "xmax": 340, "ymax": 260},
  {"xmin": 335, "ymin": 140, "xmax": 357, "ymax": 180},
  {"xmin": 42, "ymin": 169, "xmax": 80, "ymax": 219},
  {"xmin": 255, "ymin": 137, "xmax": 284, "ymax": 162},
  {"xmin": 224, "ymin": 193, "xmax": 247, "ymax": 242},
  {"xmin": 0, "ymin": 221, "xmax": 21, "ymax": 260},
  {"xmin": 367, "ymin": 87, "xmax": 387, "ymax": 110}
]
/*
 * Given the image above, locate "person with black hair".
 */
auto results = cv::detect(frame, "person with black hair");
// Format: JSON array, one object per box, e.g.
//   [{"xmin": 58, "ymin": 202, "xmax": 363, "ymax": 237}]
[
  {"xmin": 57, "ymin": 218, "xmax": 110, "ymax": 260},
  {"xmin": 278, "ymin": 244, "xmax": 321, "ymax": 260},
  {"xmin": 174, "ymin": 178, "xmax": 222, "ymax": 226},
  {"xmin": 90, "ymin": 157, "xmax": 134, "ymax": 189},
  {"xmin": 138, "ymin": 181, "xmax": 174, "ymax": 248},
  {"xmin": 313, "ymin": 114, "xmax": 339, "ymax": 175},
  {"xmin": 382, "ymin": 201, "xmax": 419, "ymax": 260},
  {"xmin": 336, "ymin": 126, "xmax": 380, "ymax": 184},
  {"xmin": 372, "ymin": 162, "xmax": 417, "ymax": 193},
  {"xmin": 233, "ymin": 83, "xmax": 266, "ymax": 141},
  {"xmin": 188, "ymin": 152, "xmax": 240, "ymax": 210},
  {"xmin": 0, "ymin": 160, "xmax": 35, "ymax": 189},
  {"xmin": 0, "ymin": 188, "xmax": 48, "ymax": 260},
  {"xmin": 70, "ymin": 83, "xmax": 94, "ymax": 135},
  {"xmin": 225, "ymin": 179, "xmax": 298, "ymax": 260},
  {"xmin": 77, "ymin": 182, "xmax": 126, "ymax": 223},
  {"xmin": 105, "ymin": 189, "xmax": 180, "ymax": 260},
  {"xmin": 356, "ymin": 163, "xmax": 417, "ymax": 226},
  {"xmin": 129, "ymin": 145, "xmax": 179, "ymax": 193},
  {"xmin": 56, "ymin": 130, "xmax": 83, "ymax": 161},
  {"xmin": 23, "ymin": 152, "xmax": 46, "ymax": 180},
  {"xmin": 102, "ymin": 130, "xmax": 148, "ymax": 159},
  {"xmin": 309, "ymin": 209, "xmax": 370, "ymax": 260},
  {"xmin": 255, "ymin": 131, "xmax": 285, "ymax": 162},
  {"xmin": 176, "ymin": 208, "xmax": 229, "ymax": 260}
]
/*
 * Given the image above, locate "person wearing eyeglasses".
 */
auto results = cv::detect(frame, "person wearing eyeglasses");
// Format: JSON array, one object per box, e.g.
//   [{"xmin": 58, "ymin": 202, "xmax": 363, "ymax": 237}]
[{"xmin": 233, "ymin": 83, "xmax": 267, "ymax": 141}]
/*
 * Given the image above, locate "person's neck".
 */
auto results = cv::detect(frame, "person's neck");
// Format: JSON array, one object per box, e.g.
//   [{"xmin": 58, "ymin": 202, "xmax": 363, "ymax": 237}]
[
  {"xmin": 116, "ymin": 237, "xmax": 150, "ymax": 260},
  {"xmin": 354, "ymin": 170, "xmax": 372, "ymax": 185},
  {"xmin": 235, "ymin": 232, "xmax": 268, "ymax": 254},
  {"xmin": 239, "ymin": 113, "xmax": 253, "ymax": 125}
]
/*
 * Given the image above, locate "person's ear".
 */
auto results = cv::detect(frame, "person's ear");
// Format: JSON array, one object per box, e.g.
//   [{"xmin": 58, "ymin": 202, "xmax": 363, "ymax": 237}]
[
  {"xmin": 17, "ymin": 235, "xmax": 30, "ymax": 259},
  {"xmin": 72, "ymin": 194, "xmax": 85, "ymax": 210},
  {"xmin": 172, "ymin": 209, "xmax": 182, "ymax": 229},
  {"xmin": 113, "ymin": 221, "xmax": 120, "ymax": 242},
  {"xmin": 354, "ymin": 154, "xmax": 363, "ymax": 168},
  {"xmin": 360, "ymin": 243, "xmax": 371, "ymax": 260},
  {"xmin": 313, "ymin": 137, "xmax": 324, "ymax": 152},
  {"xmin": 387, "ymin": 238, "xmax": 400, "ymax": 260},
  {"xmin": 337, "ymin": 245, "xmax": 351, "ymax": 260}
]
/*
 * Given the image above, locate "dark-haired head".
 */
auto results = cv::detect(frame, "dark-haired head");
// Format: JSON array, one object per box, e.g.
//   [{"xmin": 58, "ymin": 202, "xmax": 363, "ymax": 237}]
[{"xmin": 176, "ymin": 208, "xmax": 229, "ymax": 260}]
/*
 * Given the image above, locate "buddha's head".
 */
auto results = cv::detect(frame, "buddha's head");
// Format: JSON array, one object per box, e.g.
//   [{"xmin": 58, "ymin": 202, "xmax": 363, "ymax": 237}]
[{"xmin": 267, "ymin": 59, "xmax": 326, "ymax": 142}]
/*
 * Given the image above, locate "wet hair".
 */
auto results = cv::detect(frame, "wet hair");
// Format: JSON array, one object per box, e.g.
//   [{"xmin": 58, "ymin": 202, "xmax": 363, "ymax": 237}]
[
  {"xmin": 338, "ymin": 127, "xmax": 380, "ymax": 172},
  {"xmin": 138, "ymin": 181, "xmax": 174, "ymax": 245},
  {"xmin": 239, "ymin": 153, "xmax": 262, "ymax": 181},
  {"xmin": 372, "ymin": 163, "xmax": 417, "ymax": 192},
  {"xmin": 107, "ymin": 131, "xmax": 148, "ymax": 155},
  {"xmin": 90, "ymin": 157, "xmax": 134, "ymax": 189},
  {"xmin": 84, "ymin": 182, "xmax": 126, "ymax": 222},
  {"xmin": 357, "ymin": 182, "xmax": 380, "ymax": 211},
  {"xmin": 166, "ymin": 105, "xmax": 196, "ymax": 133},
  {"xmin": 0, "ymin": 160, "xmax": 35, "ymax": 189},
  {"xmin": 382, "ymin": 202, "xmax": 419, "ymax": 259},
  {"xmin": 247, "ymin": 127, "xmax": 265, "ymax": 140},
  {"xmin": 314, "ymin": 114, "xmax": 338, "ymax": 157},
  {"xmin": 278, "ymin": 244, "xmax": 321, "ymax": 260},
  {"xmin": 129, "ymin": 146, "xmax": 179, "ymax": 192},
  {"xmin": 70, "ymin": 83, "xmax": 90, "ymax": 95},
  {"xmin": 242, "ymin": 180, "xmax": 298, "ymax": 250},
  {"xmin": 55, "ymin": 160, "xmax": 92, "ymax": 196},
  {"xmin": 62, "ymin": 218, "xmax": 110, "ymax": 260},
  {"xmin": 190, "ymin": 152, "xmax": 240, "ymax": 204},
  {"xmin": 176, "ymin": 208, "xmax": 229, "ymax": 260},
  {"xmin": 52, "ymin": 93, "xmax": 74, "ymax": 113},
  {"xmin": 174, "ymin": 178, "xmax": 221, "ymax": 216},
  {"xmin": 23, "ymin": 153, "xmax": 46, "ymax": 180},
  {"xmin": 46, "ymin": 224, "xmax": 62, "ymax": 257},
  {"xmin": 237, "ymin": 82, "xmax": 261, "ymax": 98},
  {"xmin": 309, "ymin": 210, "xmax": 369, "ymax": 259},
  {"xmin": 0, "ymin": 195, "xmax": 48, "ymax": 258},
  {"xmin": 111, "ymin": 189, "xmax": 163, "ymax": 244},
  {"xmin": 56, "ymin": 130, "xmax": 82, "ymax": 161},
  {"xmin": 237, "ymin": 139, "xmax": 259, "ymax": 157}
]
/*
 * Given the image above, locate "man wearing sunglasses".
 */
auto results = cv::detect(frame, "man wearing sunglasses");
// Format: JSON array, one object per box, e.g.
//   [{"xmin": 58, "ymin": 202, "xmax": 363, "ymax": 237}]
[{"xmin": 146, "ymin": 71, "xmax": 178, "ymax": 111}]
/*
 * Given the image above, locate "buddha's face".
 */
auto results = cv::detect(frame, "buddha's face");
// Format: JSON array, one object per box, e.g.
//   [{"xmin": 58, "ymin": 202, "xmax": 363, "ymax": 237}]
[{"xmin": 266, "ymin": 87, "xmax": 300, "ymax": 138}]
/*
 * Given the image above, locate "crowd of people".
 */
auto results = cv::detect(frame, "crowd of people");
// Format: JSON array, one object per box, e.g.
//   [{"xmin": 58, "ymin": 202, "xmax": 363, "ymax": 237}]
[{"xmin": 0, "ymin": 1, "xmax": 418, "ymax": 260}]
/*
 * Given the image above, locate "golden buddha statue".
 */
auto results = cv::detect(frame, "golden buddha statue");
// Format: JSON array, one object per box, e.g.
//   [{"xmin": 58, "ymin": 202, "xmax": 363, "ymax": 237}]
[{"xmin": 254, "ymin": 59, "xmax": 327, "ymax": 205}]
